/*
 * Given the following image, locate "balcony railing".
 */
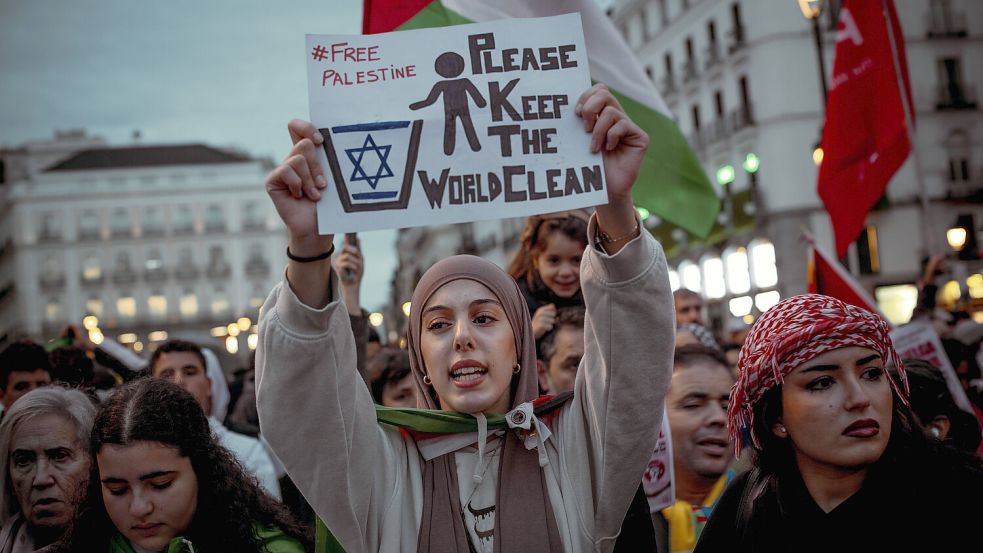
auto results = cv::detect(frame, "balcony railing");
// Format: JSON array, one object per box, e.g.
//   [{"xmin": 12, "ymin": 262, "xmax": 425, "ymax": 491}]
[
  {"xmin": 144, "ymin": 268, "xmax": 169, "ymax": 282},
  {"xmin": 39, "ymin": 273, "xmax": 65, "ymax": 290},
  {"xmin": 244, "ymin": 258, "xmax": 270, "ymax": 276},
  {"xmin": 174, "ymin": 266, "xmax": 200, "ymax": 280},
  {"xmin": 681, "ymin": 60, "xmax": 699, "ymax": 85},
  {"xmin": 112, "ymin": 269, "xmax": 138, "ymax": 285},
  {"xmin": 660, "ymin": 74, "xmax": 677, "ymax": 97},
  {"xmin": 704, "ymin": 43, "xmax": 723, "ymax": 71},
  {"xmin": 727, "ymin": 26, "xmax": 746, "ymax": 54},
  {"xmin": 78, "ymin": 228, "xmax": 101, "ymax": 241},
  {"xmin": 207, "ymin": 263, "xmax": 231, "ymax": 279},
  {"xmin": 687, "ymin": 104, "xmax": 756, "ymax": 152},
  {"xmin": 80, "ymin": 273, "xmax": 106, "ymax": 287},
  {"xmin": 926, "ymin": 10, "xmax": 967, "ymax": 38},
  {"xmin": 936, "ymin": 82, "xmax": 978, "ymax": 111}
]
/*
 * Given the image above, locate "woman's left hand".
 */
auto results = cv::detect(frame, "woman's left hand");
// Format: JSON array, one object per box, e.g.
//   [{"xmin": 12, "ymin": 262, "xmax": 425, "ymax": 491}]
[{"xmin": 575, "ymin": 83, "xmax": 649, "ymax": 206}]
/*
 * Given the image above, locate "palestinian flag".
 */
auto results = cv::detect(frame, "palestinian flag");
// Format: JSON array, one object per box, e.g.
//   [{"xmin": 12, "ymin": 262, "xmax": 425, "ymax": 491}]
[{"xmin": 363, "ymin": 0, "xmax": 719, "ymax": 237}]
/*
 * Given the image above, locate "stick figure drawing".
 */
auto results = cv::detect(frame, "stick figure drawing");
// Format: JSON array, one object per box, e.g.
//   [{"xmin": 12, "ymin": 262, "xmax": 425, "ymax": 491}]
[{"xmin": 409, "ymin": 51, "xmax": 486, "ymax": 156}]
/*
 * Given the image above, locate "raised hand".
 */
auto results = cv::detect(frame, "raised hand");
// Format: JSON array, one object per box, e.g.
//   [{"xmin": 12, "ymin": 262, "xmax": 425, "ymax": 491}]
[{"xmin": 575, "ymin": 84, "xmax": 648, "ymax": 254}]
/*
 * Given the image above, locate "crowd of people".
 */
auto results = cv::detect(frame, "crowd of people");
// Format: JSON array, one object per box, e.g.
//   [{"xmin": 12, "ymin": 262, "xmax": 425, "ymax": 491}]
[{"xmin": 0, "ymin": 83, "xmax": 981, "ymax": 552}]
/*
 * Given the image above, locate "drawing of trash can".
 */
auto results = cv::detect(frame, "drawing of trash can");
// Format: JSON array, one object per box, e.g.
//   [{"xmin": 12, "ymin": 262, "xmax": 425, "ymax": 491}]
[{"xmin": 319, "ymin": 120, "xmax": 423, "ymax": 213}]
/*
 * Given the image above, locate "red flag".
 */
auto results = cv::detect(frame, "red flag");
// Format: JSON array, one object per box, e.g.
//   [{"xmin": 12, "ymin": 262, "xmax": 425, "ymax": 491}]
[
  {"xmin": 805, "ymin": 232, "xmax": 887, "ymax": 321},
  {"xmin": 818, "ymin": 0, "xmax": 913, "ymax": 257}
]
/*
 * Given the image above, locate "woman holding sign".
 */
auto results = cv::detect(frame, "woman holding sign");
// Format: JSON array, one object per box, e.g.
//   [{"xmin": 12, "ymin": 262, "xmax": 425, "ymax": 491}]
[{"xmin": 256, "ymin": 84, "xmax": 674, "ymax": 553}]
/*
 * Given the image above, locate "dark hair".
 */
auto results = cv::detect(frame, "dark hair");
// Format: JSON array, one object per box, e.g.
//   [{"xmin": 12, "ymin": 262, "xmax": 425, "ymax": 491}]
[
  {"xmin": 369, "ymin": 348, "xmax": 412, "ymax": 404},
  {"xmin": 673, "ymin": 288, "xmax": 702, "ymax": 302},
  {"xmin": 736, "ymin": 379, "xmax": 983, "ymax": 536},
  {"xmin": 0, "ymin": 340, "xmax": 51, "ymax": 391},
  {"xmin": 55, "ymin": 378, "xmax": 312, "ymax": 552},
  {"xmin": 367, "ymin": 325, "xmax": 381, "ymax": 344},
  {"xmin": 49, "ymin": 346, "xmax": 95, "ymax": 387},
  {"xmin": 149, "ymin": 339, "xmax": 206, "ymax": 375},
  {"xmin": 506, "ymin": 212, "xmax": 589, "ymax": 285},
  {"xmin": 897, "ymin": 358, "xmax": 982, "ymax": 452},
  {"xmin": 673, "ymin": 343, "xmax": 730, "ymax": 374},
  {"xmin": 539, "ymin": 307, "xmax": 586, "ymax": 364}
]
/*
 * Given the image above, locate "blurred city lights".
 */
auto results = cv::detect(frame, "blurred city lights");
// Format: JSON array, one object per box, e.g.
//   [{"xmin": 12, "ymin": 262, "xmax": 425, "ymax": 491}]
[
  {"xmin": 716, "ymin": 165, "xmax": 735, "ymax": 186},
  {"xmin": 369, "ymin": 312, "xmax": 384, "ymax": 327},
  {"xmin": 237, "ymin": 317, "xmax": 252, "ymax": 331},
  {"xmin": 225, "ymin": 335, "xmax": 239, "ymax": 354},
  {"xmin": 247, "ymin": 333, "xmax": 259, "ymax": 350},
  {"xmin": 83, "ymin": 315, "xmax": 99, "ymax": 330},
  {"xmin": 743, "ymin": 153, "xmax": 760, "ymax": 174},
  {"xmin": 402, "ymin": 301, "xmax": 412, "ymax": 317}
]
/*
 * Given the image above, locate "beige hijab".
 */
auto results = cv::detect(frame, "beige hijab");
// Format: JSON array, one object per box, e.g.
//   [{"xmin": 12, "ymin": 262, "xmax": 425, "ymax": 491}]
[{"xmin": 407, "ymin": 255, "xmax": 563, "ymax": 553}]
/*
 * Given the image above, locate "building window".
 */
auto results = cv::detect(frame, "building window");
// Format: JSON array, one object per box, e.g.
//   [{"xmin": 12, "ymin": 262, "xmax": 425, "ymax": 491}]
[
  {"xmin": 180, "ymin": 291, "xmax": 198, "ymax": 318},
  {"xmin": 714, "ymin": 91, "xmax": 724, "ymax": 118},
  {"xmin": 678, "ymin": 260, "xmax": 702, "ymax": 293},
  {"xmin": 79, "ymin": 209, "xmax": 100, "ymax": 240},
  {"xmin": 730, "ymin": 3, "xmax": 745, "ymax": 49},
  {"xmin": 211, "ymin": 287, "xmax": 230, "ymax": 317},
  {"xmin": 142, "ymin": 206, "xmax": 163, "ymax": 236},
  {"xmin": 117, "ymin": 295, "xmax": 136, "ymax": 320},
  {"xmin": 85, "ymin": 296, "xmax": 103, "ymax": 318},
  {"xmin": 243, "ymin": 201, "xmax": 264, "ymax": 230},
  {"xmin": 148, "ymin": 291, "xmax": 167, "ymax": 319},
  {"xmin": 205, "ymin": 204, "xmax": 225, "ymax": 232},
  {"xmin": 39, "ymin": 212, "xmax": 61, "ymax": 242},
  {"xmin": 45, "ymin": 297, "xmax": 61, "ymax": 323},
  {"xmin": 945, "ymin": 130, "xmax": 971, "ymax": 183},
  {"xmin": 936, "ymin": 58, "xmax": 976, "ymax": 110},
  {"xmin": 174, "ymin": 205, "xmax": 195, "ymax": 234},
  {"xmin": 146, "ymin": 248, "xmax": 164, "ymax": 271},
  {"xmin": 749, "ymin": 239, "xmax": 778, "ymax": 288},
  {"xmin": 82, "ymin": 254, "xmax": 102, "ymax": 281},
  {"xmin": 691, "ymin": 105, "xmax": 701, "ymax": 130},
  {"xmin": 110, "ymin": 208, "xmax": 131, "ymax": 238},
  {"xmin": 856, "ymin": 225, "xmax": 880, "ymax": 275},
  {"xmin": 701, "ymin": 254, "xmax": 726, "ymax": 299},
  {"xmin": 249, "ymin": 285, "xmax": 267, "ymax": 310},
  {"xmin": 724, "ymin": 246, "xmax": 751, "ymax": 295}
]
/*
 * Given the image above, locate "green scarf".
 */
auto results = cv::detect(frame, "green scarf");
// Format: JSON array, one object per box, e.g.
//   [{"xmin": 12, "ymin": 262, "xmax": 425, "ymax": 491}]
[{"xmin": 317, "ymin": 398, "xmax": 571, "ymax": 553}]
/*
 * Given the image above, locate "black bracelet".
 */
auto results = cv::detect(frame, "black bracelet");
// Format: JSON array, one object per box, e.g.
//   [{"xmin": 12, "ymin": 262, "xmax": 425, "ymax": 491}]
[{"xmin": 286, "ymin": 244, "xmax": 335, "ymax": 263}]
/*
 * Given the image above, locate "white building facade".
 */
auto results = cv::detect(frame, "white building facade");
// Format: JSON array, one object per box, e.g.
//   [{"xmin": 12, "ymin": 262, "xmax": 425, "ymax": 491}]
[
  {"xmin": 609, "ymin": 0, "xmax": 982, "ymax": 328},
  {"xmin": 0, "ymin": 133, "xmax": 286, "ymax": 358}
]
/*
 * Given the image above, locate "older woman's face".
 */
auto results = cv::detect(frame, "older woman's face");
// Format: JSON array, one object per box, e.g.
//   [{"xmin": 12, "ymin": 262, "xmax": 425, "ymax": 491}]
[
  {"xmin": 420, "ymin": 279, "xmax": 516, "ymax": 414},
  {"xmin": 9, "ymin": 414, "xmax": 89, "ymax": 531},
  {"xmin": 777, "ymin": 346, "xmax": 892, "ymax": 476}
]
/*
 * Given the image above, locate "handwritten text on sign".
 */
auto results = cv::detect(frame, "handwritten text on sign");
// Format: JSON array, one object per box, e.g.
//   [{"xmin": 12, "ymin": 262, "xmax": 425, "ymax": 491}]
[{"xmin": 306, "ymin": 14, "xmax": 604, "ymax": 233}]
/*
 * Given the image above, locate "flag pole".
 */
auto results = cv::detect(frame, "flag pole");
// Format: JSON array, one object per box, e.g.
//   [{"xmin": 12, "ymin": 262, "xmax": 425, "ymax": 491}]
[{"xmin": 882, "ymin": 0, "xmax": 936, "ymax": 256}]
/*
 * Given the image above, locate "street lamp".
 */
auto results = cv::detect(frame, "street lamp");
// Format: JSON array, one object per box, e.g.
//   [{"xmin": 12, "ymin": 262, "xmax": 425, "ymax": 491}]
[
  {"xmin": 797, "ymin": 0, "xmax": 828, "ymax": 107},
  {"xmin": 947, "ymin": 227, "xmax": 968, "ymax": 251}
]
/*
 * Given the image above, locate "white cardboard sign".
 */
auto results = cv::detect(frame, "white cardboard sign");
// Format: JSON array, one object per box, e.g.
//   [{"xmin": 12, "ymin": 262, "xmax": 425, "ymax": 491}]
[
  {"xmin": 890, "ymin": 318, "xmax": 975, "ymax": 414},
  {"xmin": 306, "ymin": 13, "xmax": 606, "ymax": 233}
]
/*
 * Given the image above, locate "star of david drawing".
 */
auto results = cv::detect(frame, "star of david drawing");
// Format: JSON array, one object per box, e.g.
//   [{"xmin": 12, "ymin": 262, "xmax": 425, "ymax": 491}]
[{"xmin": 345, "ymin": 134, "xmax": 393, "ymax": 189}]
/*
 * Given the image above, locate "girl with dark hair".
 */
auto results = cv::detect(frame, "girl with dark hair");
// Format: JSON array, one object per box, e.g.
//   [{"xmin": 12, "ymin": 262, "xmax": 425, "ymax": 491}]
[
  {"xmin": 258, "ymin": 84, "xmax": 675, "ymax": 553},
  {"xmin": 55, "ymin": 378, "xmax": 311, "ymax": 552},
  {"xmin": 694, "ymin": 295, "xmax": 983, "ymax": 553},
  {"xmin": 506, "ymin": 210, "xmax": 589, "ymax": 340}
]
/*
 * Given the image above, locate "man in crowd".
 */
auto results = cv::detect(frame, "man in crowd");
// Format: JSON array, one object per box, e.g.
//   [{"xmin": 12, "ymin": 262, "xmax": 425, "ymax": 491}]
[
  {"xmin": 0, "ymin": 341, "xmax": 52, "ymax": 418},
  {"xmin": 0, "ymin": 387, "xmax": 96, "ymax": 550},
  {"xmin": 673, "ymin": 289, "xmax": 705, "ymax": 327},
  {"xmin": 616, "ymin": 344, "xmax": 736, "ymax": 552},
  {"xmin": 149, "ymin": 339, "xmax": 280, "ymax": 499},
  {"xmin": 537, "ymin": 307, "xmax": 585, "ymax": 395}
]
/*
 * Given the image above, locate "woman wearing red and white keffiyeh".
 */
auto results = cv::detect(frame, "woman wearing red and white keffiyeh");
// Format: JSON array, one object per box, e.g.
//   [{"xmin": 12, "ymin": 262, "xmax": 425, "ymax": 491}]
[{"xmin": 694, "ymin": 294, "xmax": 983, "ymax": 553}]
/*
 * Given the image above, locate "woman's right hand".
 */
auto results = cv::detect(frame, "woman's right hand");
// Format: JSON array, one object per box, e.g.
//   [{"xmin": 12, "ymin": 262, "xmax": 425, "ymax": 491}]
[
  {"xmin": 532, "ymin": 303, "xmax": 557, "ymax": 339},
  {"xmin": 265, "ymin": 119, "xmax": 333, "ymax": 252}
]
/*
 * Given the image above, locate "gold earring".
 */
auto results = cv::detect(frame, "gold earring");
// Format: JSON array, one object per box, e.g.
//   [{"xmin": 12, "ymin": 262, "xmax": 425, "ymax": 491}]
[
  {"xmin": 513, "ymin": 362, "xmax": 521, "ymax": 374},
  {"xmin": 423, "ymin": 374, "xmax": 432, "ymax": 385}
]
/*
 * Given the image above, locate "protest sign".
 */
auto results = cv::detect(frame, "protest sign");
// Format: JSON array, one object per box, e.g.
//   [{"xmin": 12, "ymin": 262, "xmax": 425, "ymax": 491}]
[
  {"xmin": 890, "ymin": 319, "xmax": 974, "ymax": 414},
  {"xmin": 306, "ymin": 13, "xmax": 605, "ymax": 233},
  {"xmin": 642, "ymin": 411, "xmax": 675, "ymax": 513}
]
